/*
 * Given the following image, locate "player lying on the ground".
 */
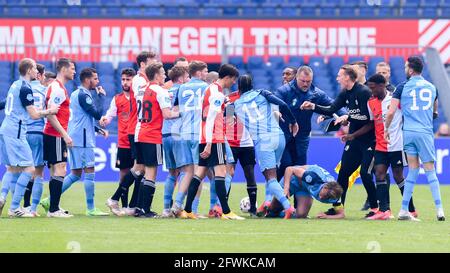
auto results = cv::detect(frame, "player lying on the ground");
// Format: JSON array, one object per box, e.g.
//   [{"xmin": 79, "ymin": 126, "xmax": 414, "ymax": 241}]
[{"xmin": 267, "ymin": 165, "xmax": 343, "ymax": 219}]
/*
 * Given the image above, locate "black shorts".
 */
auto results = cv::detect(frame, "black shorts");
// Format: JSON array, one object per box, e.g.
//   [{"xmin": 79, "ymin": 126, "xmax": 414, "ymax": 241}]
[
  {"xmin": 43, "ymin": 134, "xmax": 67, "ymax": 165},
  {"xmin": 374, "ymin": 150, "xmax": 407, "ymax": 168},
  {"xmin": 230, "ymin": 146, "xmax": 256, "ymax": 166},
  {"xmin": 135, "ymin": 142, "xmax": 163, "ymax": 167},
  {"xmin": 116, "ymin": 147, "xmax": 134, "ymax": 169},
  {"xmin": 198, "ymin": 143, "xmax": 227, "ymax": 167},
  {"xmin": 128, "ymin": 134, "xmax": 137, "ymax": 160}
]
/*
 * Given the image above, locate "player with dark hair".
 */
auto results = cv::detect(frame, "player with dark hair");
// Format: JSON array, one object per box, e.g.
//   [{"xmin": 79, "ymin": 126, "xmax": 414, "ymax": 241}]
[
  {"xmin": 40, "ymin": 57, "xmax": 76, "ymax": 217},
  {"xmin": 106, "ymin": 51, "xmax": 157, "ymax": 216},
  {"xmin": 386, "ymin": 56, "xmax": 445, "ymax": 221},
  {"xmin": 233, "ymin": 74, "xmax": 298, "ymax": 219},
  {"xmin": 180, "ymin": 64, "xmax": 243, "ymax": 220},
  {"xmin": 21, "ymin": 63, "xmax": 47, "ymax": 216},
  {"xmin": 282, "ymin": 66, "xmax": 297, "ymax": 84},
  {"xmin": 366, "ymin": 73, "xmax": 416, "ymax": 220},
  {"xmin": 101, "ymin": 68, "xmax": 137, "ymax": 214},
  {"xmin": 301, "ymin": 64, "xmax": 378, "ymax": 219},
  {"xmin": 164, "ymin": 56, "xmax": 189, "ymax": 89},
  {"xmin": 55, "ymin": 67, "xmax": 109, "ymax": 216},
  {"xmin": 0, "ymin": 58, "xmax": 58, "ymax": 217},
  {"xmin": 170, "ymin": 61, "xmax": 209, "ymax": 218},
  {"xmin": 160, "ymin": 65, "xmax": 189, "ymax": 217},
  {"xmin": 268, "ymin": 165, "xmax": 343, "ymax": 219},
  {"xmin": 130, "ymin": 62, "xmax": 179, "ymax": 217}
]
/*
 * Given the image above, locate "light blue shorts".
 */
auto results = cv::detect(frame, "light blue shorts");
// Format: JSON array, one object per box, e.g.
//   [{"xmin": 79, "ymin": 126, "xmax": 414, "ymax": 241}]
[
  {"xmin": 68, "ymin": 146, "xmax": 95, "ymax": 170},
  {"xmin": 225, "ymin": 141, "xmax": 235, "ymax": 164},
  {"xmin": 279, "ymin": 177, "xmax": 310, "ymax": 198},
  {"xmin": 403, "ymin": 131, "xmax": 436, "ymax": 163},
  {"xmin": 163, "ymin": 135, "xmax": 178, "ymax": 170},
  {"xmin": 176, "ymin": 139, "xmax": 199, "ymax": 168},
  {"xmin": 254, "ymin": 134, "xmax": 285, "ymax": 172},
  {"xmin": 27, "ymin": 133, "xmax": 44, "ymax": 167},
  {"xmin": 0, "ymin": 134, "xmax": 33, "ymax": 167}
]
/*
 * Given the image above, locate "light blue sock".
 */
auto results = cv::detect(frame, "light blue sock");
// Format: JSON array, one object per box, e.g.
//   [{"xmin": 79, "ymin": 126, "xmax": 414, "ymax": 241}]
[
  {"xmin": 267, "ymin": 178, "xmax": 290, "ymax": 210},
  {"xmin": 178, "ymin": 172, "xmax": 185, "ymax": 189},
  {"xmin": 225, "ymin": 174, "xmax": 232, "ymax": 195},
  {"xmin": 8, "ymin": 172, "xmax": 21, "ymax": 197},
  {"xmin": 1, "ymin": 171, "xmax": 18, "ymax": 200},
  {"xmin": 402, "ymin": 168, "xmax": 419, "ymax": 211},
  {"xmin": 265, "ymin": 184, "xmax": 273, "ymax": 203},
  {"xmin": 84, "ymin": 173, "xmax": 95, "ymax": 210},
  {"xmin": 30, "ymin": 176, "xmax": 44, "ymax": 212},
  {"xmin": 163, "ymin": 175, "xmax": 177, "ymax": 209},
  {"xmin": 10, "ymin": 172, "xmax": 32, "ymax": 210},
  {"xmin": 425, "ymin": 170, "xmax": 443, "ymax": 210},
  {"xmin": 210, "ymin": 178, "xmax": 218, "ymax": 209},
  {"xmin": 192, "ymin": 196, "xmax": 200, "ymax": 214},
  {"xmin": 174, "ymin": 172, "xmax": 186, "ymax": 208},
  {"xmin": 62, "ymin": 173, "xmax": 81, "ymax": 193}
]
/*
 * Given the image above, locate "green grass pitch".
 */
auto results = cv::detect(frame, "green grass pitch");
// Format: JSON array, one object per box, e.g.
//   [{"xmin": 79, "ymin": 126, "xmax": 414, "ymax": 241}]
[{"xmin": 0, "ymin": 183, "xmax": 449, "ymax": 253}]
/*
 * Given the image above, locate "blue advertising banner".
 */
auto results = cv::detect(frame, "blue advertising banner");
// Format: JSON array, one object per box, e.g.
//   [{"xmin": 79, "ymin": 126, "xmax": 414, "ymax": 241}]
[{"xmin": 1, "ymin": 136, "xmax": 449, "ymax": 184}]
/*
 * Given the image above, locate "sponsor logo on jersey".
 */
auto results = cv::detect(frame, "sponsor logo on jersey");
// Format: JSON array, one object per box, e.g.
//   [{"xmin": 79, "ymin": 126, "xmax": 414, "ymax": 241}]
[
  {"xmin": 214, "ymin": 99, "xmax": 221, "ymax": 106},
  {"xmin": 86, "ymin": 96, "xmax": 93, "ymax": 105},
  {"xmin": 27, "ymin": 94, "xmax": 33, "ymax": 101}
]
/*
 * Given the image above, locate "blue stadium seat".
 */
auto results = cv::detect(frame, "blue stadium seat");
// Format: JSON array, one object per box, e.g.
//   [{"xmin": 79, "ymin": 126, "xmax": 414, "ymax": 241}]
[
  {"xmin": 6, "ymin": 7, "xmax": 27, "ymax": 16},
  {"xmin": 66, "ymin": 6, "xmax": 84, "ymax": 17},
  {"xmin": 100, "ymin": 0, "xmax": 121, "ymax": 6},
  {"xmin": 268, "ymin": 68, "xmax": 284, "ymax": 78},
  {"xmin": 368, "ymin": 56, "xmax": 385, "ymax": 74},
  {"xmin": 267, "ymin": 56, "xmax": 285, "ymax": 70},
  {"xmin": 279, "ymin": 4, "xmax": 298, "ymax": 17},
  {"xmin": 422, "ymin": 8, "xmax": 438, "ymax": 17},
  {"xmin": 202, "ymin": 7, "xmax": 222, "ymax": 17},
  {"xmin": 123, "ymin": 8, "xmax": 142, "ymax": 17},
  {"xmin": 223, "ymin": 6, "xmax": 239, "ymax": 16},
  {"xmin": 321, "ymin": 0, "xmax": 339, "ymax": 7},
  {"xmin": 420, "ymin": 0, "xmax": 439, "ymax": 7},
  {"xmin": 164, "ymin": 5, "xmax": 181, "ymax": 17},
  {"xmin": 143, "ymin": 7, "xmax": 163, "ymax": 16},
  {"xmin": 241, "ymin": 5, "xmax": 258, "ymax": 16},
  {"xmin": 348, "ymin": 56, "xmax": 365, "ymax": 64},
  {"xmin": 102, "ymin": 83, "xmax": 117, "ymax": 96},
  {"xmin": 320, "ymin": 7, "xmax": 336, "ymax": 17},
  {"xmin": 443, "ymin": 0, "xmax": 450, "ymax": 7},
  {"xmin": 402, "ymin": 7, "xmax": 419, "ymax": 17},
  {"xmin": 0, "ymin": 61, "xmax": 12, "ymax": 69},
  {"xmin": 341, "ymin": 0, "xmax": 360, "ymax": 7},
  {"xmin": 229, "ymin": 56, "xmax": 245, "ymax": 69},
  {"xmin": 86, "ymin": 7, "xmax": 103, "ymax": 17},
  {"xmin": 359, "ymin": 7, "xmax": 376, "ymax": 17},
  {"xmin": 247, "ymin": 56, "xmax": 264, "ymax": 70},
  {"xmin": 248, "ymin": 69, "xmax": 267, "ymax": 78},
  {"xmin": 75, "ymin": 61, "xmax": 94, "ymax": 74},
  {"xmin": 261, "ymin": 4, "xmax": 278, "ymax": 17},
  {"xmin": 25, "ymin": 0, "xmax": 42, "ymax": 4},
  {"xmin": 328, "ymin": 56, "xmax": 344, "ymax": 75},
  {"xmin": 36, "ymin": 60, "xmax": 53, "ymax": 72},
  {"xmin": 65, "ymin": 81, "xmax": 76, "ymax": 94},
  {"xmin": 96, "ymin": 62, "xmax": 115, "ymax": 76},
  {"xmin": 183, "ymin": 7, "xmax": 199, "ymax": 16},
  {"xmin": 403, "ymin": 0, "xmax": 420, "ymax": 7},
  {"xmin": 287, "ymin": 56, "xmax": 304, "ymax": 67},
  {"xmin": 117, "ymin": 61, "xmax": 135, "ymax": 72},
  {"xmin": 300, "ymin": 0, "xmax": 321, "ymax": 7},
  {"xmin": 378, "ymin": 6, "xmax": 396, "ymax": 16},
  {"xmin": 340, "ymin": 7, "xmax": 355, "ymax": 17},
  {"xmin": 308, "ymin": 56, "xmax": 325, "ymax": 67},
  {"xmin": 45, "ymin": 0, "xmax": 65, "ymax": 5},
  {"xmin": 300, "ymin": 7, "xmax": 316, "ymax": 17}
]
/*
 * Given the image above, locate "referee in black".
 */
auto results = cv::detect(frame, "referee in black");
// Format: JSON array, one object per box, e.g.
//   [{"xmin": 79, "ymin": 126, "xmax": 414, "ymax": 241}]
[{"xmin": 301, "ymin": 64, "xmax": 378, "ymax": 219}]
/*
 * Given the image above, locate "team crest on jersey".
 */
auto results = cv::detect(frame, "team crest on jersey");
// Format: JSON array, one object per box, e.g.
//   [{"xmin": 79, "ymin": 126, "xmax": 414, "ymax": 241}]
[
  {"xmin": 345, "ymin": 100, "xmax": 349, "ymax": 104},
  {"xmin": 54, "ymin": 97, "xmax": 61, "ymax": 104},
  {"xmin": 26, "ymin": 94, "xmax": 33, "ymax": 101},
  {"xmin": 86, "ymin": 96, "xmax": 93, "ymax": 105},
  {"xmin": 292, "ymin": 98, "xmax": 297, "ymax": 106},
  {"xmin": 305, "ymin": 175, "xmax": 312, "ymax": 183},
  {"xmin": 355, "ymin": 100, "xmax": 358, "ymax": 105},
  {"xmin": 165, "ymin": 97, "xmax": 171, "ymax": 104},
  {"xmin": 345, "ymin": 145, "xmax": 350, "ymax": 151},
  {"xmin": 214, "ymin": 100, "xmax": 221, "ymax": 106}
]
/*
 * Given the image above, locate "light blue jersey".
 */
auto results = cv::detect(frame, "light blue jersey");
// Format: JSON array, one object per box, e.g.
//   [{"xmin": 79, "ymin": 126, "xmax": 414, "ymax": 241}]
[
  {"xmin": 0, "ymin": 78, "xmax": 34, "ymax": 139},
  {"xmin": 233, "ymin": 89, "xmax": 283, "ymax": 142},
  {"xmin": 68, "ymin": 86, "xmax": 104, "ymax": 148},
  {"xmin": 27, "ymin": 80, "xmax": 46, "ymax": 133},
  {"xmin": 393, "ymin": 75, "xmax": 437, "ymax": 135},
  {"xmin": 162, "ymin": 83, "xmax": 181, "ymax": 136},
  {"xmin": 177, "ymin": 77, "xmax": 208, "ymax": 141},
  {"xmin": 288, "ymin": 165, "xmax": 338, "ymax": 204}
]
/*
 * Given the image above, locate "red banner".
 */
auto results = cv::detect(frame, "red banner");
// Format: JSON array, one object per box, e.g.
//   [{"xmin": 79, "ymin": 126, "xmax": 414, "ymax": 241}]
[{"xmin": 0, "ymin": 19, "xmax": 448, "ymax": 63}]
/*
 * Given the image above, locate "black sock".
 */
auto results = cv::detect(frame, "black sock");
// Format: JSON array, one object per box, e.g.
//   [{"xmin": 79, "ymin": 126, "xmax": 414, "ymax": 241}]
[
  {"xmin": 397, "ymin": 179, "xmax": 416, "ymax": 212},
  {"xmin": 247, "ymin": 185, "xmax": 257, "ymax": 212},
  {"xmin": 184, "ymin": 176, "xmax": 201, "ymax": 213},
  {"xmin": 23, "ymin": 179, "xmax": 34, "ymax": 207},
  {"xmin": 49, "ymin": 176, "xmax": 64, "ymax": 213},
  {"xmin": 121, "ymin": 187, "xmax": 129, "ymax": 208},
  {"xmin": 129, "ymin": 174, "xmax": 143, "ymax": 208},
  {"xmin": 111, "ymin": 170, "xmax": 135, "ymax": 201},
  {"xmin": 215, "ymin": 176, "xmax": 231, "ymax": 214},
  {"xmin": 137, "ymin": 179, "xmax": 156, "ymax": 213},
  {"xmin": 376, "ymin": 180, "xmax": 389, "ymax": 212}
]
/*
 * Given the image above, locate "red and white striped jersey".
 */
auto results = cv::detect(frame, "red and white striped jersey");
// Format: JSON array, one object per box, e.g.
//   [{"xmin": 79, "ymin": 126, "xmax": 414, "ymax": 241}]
[
  {"xmin": 105, "ymin": 92, "xmax": 131, "ymax": 149},
  {"xmin": 226, "ymin": 91, "xmax": 253, "ymax": 147},
  {"xmin": 127, "ymin": 71, "xmax": 148, "ymax": 136},
  {"xmin": 134, "ymin": 82, "xmax": 171, "ymax": 144},
  {"xmin": 367, "ymin": 94, "xmax": 403, "ymax": 152},
  {"xmin": 200, "ymin": 82, "xmax": 226, "ymax": 144},
  {"xmin": 44, "ymin": 79, "xmax": 70, "ymax": 137}
]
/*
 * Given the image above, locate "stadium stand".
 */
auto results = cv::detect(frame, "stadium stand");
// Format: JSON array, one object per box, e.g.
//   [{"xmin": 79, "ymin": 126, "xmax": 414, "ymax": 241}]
[{"xmin": 0, "ymin": 0, "xmax": 449, "ymax": 18}]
